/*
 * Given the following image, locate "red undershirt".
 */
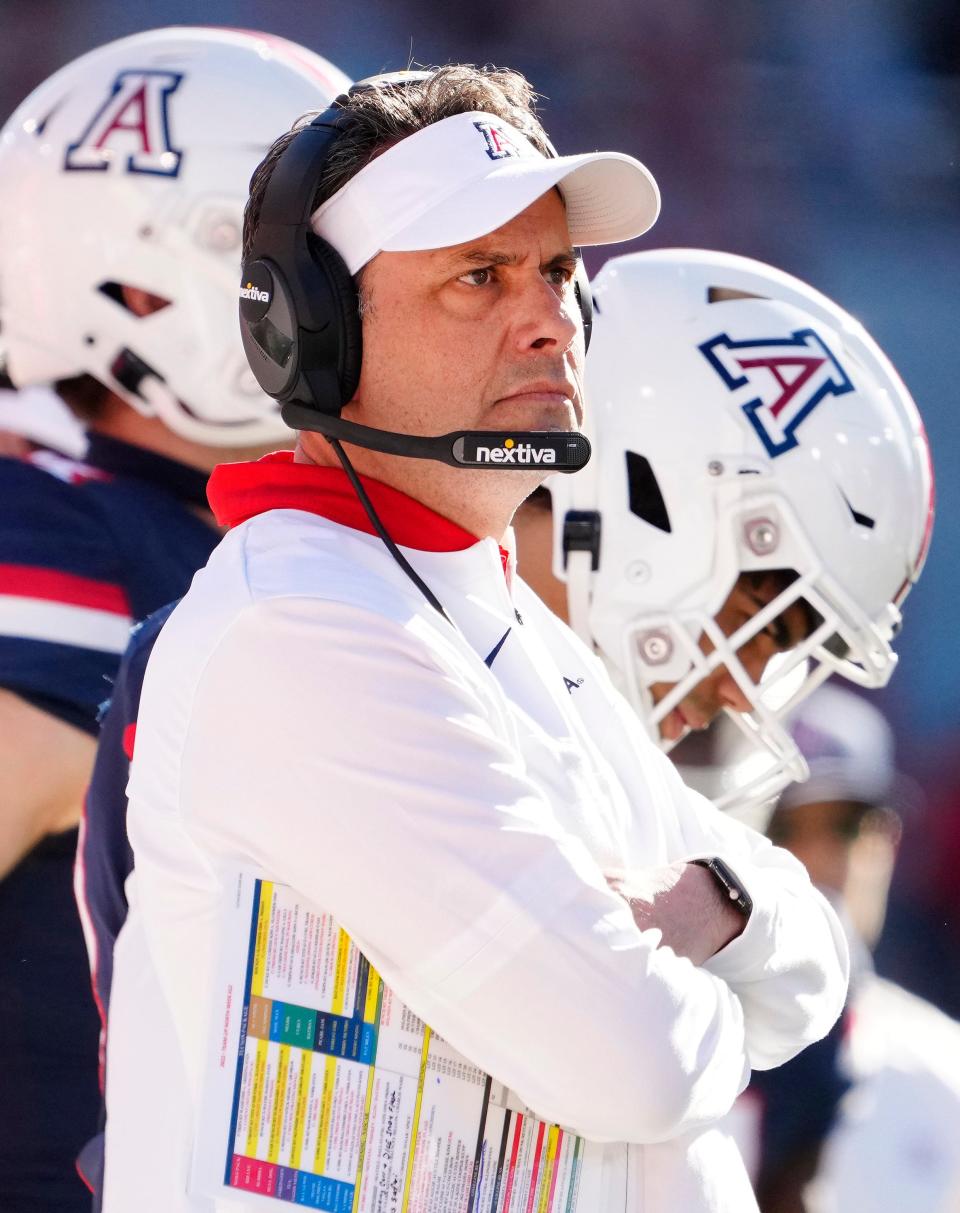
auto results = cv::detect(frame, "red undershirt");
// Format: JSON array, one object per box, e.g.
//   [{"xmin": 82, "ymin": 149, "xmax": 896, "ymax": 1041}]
[{"xmin": 207, "ymin": 451, "xmax": 511, "ymax": 572}]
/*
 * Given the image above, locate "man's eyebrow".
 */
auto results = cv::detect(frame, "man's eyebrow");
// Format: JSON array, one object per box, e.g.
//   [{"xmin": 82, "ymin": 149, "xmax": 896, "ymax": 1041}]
[
  {"xmin": 456, "ymin": 250, "xmax": 518, "ymax": 268},
  {"xmin": 440, "ymin": 246, "xmax": 579, "ymax": 270},
  {"xmin": 546, "ymin": 248, "xmax": 579, "ymax": 269}
]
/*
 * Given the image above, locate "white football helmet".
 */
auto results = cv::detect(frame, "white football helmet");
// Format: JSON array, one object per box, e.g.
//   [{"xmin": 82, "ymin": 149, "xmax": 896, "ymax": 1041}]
[
  {"xmin": 0, "ymin": 27, "xmax": 350, "ymax": 446},
  {"xmin": 549, "ymin": 249, "xmax": 934, "ymax": 808}
]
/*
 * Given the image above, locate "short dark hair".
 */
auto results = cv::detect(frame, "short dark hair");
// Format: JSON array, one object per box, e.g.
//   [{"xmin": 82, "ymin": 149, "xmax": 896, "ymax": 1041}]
[{"xmin": 243, "ymin": 64, "xmax": 552, "ymax": 262}]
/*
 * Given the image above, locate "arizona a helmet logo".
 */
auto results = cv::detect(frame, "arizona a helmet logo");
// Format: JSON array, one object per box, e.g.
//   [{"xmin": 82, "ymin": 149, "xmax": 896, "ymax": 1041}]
[
  {"xmin": 64, "ymin": 70, "xmax": 184, "ymax": 176},
  {"xmin": 699, "ymin": 328, "xmax": 854, "ymax": 457}
]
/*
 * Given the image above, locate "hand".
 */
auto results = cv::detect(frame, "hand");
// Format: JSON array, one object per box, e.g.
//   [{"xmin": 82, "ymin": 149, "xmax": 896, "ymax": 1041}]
[{"xmin": 605, "ymin": 861, "xmax": 746, "ymax": 966}]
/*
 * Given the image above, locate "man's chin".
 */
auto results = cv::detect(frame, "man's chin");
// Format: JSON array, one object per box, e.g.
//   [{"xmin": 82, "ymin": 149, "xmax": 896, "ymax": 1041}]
[{"xmin": 485, "ymin": 400, "xmax": 579, "ymax": 433}]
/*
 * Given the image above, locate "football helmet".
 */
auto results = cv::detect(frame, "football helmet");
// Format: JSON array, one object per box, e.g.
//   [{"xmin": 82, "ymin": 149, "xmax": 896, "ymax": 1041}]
[
  {"xmin": 0, "ymin": 27, "xmax": 350, "ymax": 445},
  {"xmin": 548, "ymin": 249, "xmax": 934, "ymax": 808}
]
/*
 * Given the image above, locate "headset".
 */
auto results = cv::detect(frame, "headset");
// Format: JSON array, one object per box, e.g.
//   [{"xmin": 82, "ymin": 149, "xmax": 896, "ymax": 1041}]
[{"xmin": 238, "ymin": 72, "xmax": 593, "ymax": 475}]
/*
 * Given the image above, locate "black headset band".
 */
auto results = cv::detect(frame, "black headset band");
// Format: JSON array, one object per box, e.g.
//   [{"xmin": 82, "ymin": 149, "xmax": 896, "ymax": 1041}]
[
  {"xmin": 256, "ymin": 114, "xmax": 346, "ymax": 228},
  {"xmin": 257, "ymin": 71, "xmax": 437, "ymax": 229}
]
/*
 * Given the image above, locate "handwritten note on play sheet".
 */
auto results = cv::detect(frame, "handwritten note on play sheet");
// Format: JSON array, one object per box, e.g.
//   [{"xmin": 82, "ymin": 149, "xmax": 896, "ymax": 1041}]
[{"xmin": 191, "ymin": 868, "xmax": 607, "ymax": 1212}]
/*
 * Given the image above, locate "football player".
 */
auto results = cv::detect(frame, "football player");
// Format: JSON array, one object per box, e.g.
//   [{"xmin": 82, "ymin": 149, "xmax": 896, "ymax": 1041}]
[
  {"xmin": 518, "ymin": 247, "xmax": 933, "ymax": 809},
  {"xmin": 0, "ymin": 27, "xmax": 349, "ymax": 1210}
]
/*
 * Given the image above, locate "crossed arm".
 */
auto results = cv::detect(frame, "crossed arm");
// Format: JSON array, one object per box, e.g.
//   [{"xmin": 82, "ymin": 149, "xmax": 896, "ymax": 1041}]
[
  {"xmin": 133, "ymin": 594, "xmax": 848, "ymax": 1144},
  {"xmin": 607, "ymin": 860, "xmax": 746, "ymax": 967}
]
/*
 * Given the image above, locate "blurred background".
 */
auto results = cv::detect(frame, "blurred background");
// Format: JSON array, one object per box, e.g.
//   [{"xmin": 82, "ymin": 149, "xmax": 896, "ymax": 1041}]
[{"xmin": 0, "ymin": 0, "xmax": 957, "ymax": 1013}]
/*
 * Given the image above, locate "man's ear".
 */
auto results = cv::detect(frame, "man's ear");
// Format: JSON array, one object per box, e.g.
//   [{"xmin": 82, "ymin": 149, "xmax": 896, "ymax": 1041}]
[{"xmin": 120, "ymin": 284, "xmax": 171, "ymax": 318}]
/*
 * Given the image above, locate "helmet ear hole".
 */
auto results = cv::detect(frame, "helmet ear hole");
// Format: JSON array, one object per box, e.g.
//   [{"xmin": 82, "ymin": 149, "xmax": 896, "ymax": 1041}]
[
  {"xmin": 706, "ymin": 285, "xmax": 766, "ymax": 304},
  {"xmin": 625, "ymin": 451, "xmax": 671, "ymax": 533},
  {"xmin": 305, "ymin": 233, "xmax": 362, "ymax": 409},
  {"xmin": 97, "ymin": 282, "xmax": 171, "ymax": 317}
]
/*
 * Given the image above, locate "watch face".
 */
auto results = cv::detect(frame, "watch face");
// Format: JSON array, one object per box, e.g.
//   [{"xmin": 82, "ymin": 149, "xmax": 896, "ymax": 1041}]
[{"xmin": 699, "ymin": 858, "xmax": 753, "ymax": 918}]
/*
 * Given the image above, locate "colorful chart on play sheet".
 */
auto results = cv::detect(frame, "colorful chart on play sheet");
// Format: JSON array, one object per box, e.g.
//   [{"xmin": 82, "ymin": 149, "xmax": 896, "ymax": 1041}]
[{"xmin": 191, "ymin": 869, "xmax": 603, "ymax": 1212}]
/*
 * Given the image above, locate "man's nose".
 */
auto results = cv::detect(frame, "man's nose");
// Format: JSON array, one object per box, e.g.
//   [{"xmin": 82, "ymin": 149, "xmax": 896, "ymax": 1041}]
[
  {"xmin": 714, "ymin": 665, "xmax": 755, "ymax": 715},
  {"xmin": 513, "ymin": 275, "xmax": 579, "ymax": 353}
]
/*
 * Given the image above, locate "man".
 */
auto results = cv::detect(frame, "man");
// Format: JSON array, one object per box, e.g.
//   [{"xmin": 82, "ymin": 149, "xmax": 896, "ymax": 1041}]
[
  {"xmin": 110, "ymin": 68, "xmax": 846, "ymax": 1212},
  {"xmin": 534, "ymin": 248, "xmax": 933, "ymax": 810},
  {"xmin": 0, "ymin": 27, "xmax": 349, "ymax": 1210}
]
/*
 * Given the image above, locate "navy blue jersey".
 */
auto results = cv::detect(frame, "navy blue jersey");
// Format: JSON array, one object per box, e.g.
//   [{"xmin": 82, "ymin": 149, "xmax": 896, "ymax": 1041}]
[
  {"xmin": 0, "ymin": 436, "xmax": 216, "ymax": 733},
  {"xmin": 0, "ymin": 433, "xmax": 218, "ymax": 1212},
  {"xmin": 750, "ymin": 1008, "xmax": 851, "ymax": 1205},
  {"xmin": 77, "ymin": 603, "xmax": 172, "ymax": 1051},
  {"xmin": 74, "ymin": 603, "xmax": 172, "ymax": 1206}
]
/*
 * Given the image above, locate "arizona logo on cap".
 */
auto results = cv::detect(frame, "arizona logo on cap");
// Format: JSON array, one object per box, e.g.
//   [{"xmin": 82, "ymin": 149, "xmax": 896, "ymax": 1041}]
[
  {"xmin": 699, "ymin": 328, "xmax": 854, "ymax": 457},
  {"xmin": 473, "ymin": 120, "xmax": 526, "ymax": 161},
  {"xmin": 64, "ymin": 69, "xmax": 184, "ymax": 176}
]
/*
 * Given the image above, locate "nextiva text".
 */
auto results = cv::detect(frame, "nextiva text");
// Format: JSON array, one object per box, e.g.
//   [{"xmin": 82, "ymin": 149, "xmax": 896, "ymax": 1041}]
[{"xmin": 474, "ymin": 443, "xmax": 557, "ymax": 465}]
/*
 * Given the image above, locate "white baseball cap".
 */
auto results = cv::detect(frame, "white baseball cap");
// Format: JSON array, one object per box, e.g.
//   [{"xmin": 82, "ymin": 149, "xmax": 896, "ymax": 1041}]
[{"xmin": 311, "ymin": 110, "xmax": 661, "ymax": 274}]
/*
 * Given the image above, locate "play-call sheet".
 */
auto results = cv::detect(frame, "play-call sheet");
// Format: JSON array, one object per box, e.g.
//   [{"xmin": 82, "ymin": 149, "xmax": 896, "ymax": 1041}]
[{"xmin": 191, "ymin": 869, "xmax": 604, "ymax": 1212}]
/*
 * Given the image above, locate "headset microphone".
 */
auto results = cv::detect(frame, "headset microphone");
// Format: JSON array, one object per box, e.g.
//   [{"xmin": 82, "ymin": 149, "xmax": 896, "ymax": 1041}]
[{"xmin": 279, "ymin": 402, "xmax": 591, "ymax": 472}]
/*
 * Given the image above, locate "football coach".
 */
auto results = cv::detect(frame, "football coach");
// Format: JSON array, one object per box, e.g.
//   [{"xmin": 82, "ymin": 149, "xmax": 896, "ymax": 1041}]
[{"xmin": 106, "ymin": 65, "xmax": 847, "ymax": 1212}]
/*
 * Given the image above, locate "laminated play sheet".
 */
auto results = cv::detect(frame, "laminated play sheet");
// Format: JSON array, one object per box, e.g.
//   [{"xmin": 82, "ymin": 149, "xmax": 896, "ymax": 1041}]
[{"xmin": 191, "ymin": 868, "xmax": 604, "ymax": 1212}]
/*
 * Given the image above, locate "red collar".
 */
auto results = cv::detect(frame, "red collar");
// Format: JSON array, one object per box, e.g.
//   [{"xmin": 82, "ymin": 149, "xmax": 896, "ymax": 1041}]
[{"xmin": 208, "ymin": 453, "xmax": 509, "ymax": 569}]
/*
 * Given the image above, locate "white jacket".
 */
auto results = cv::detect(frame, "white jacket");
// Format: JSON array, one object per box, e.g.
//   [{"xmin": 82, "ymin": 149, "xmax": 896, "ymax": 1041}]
[{"xmin": 107, "ymin": 461, "xmax": 848, "ymax": 1212}]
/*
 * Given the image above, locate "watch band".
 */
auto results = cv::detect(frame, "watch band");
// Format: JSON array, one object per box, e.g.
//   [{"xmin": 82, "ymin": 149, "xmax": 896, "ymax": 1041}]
[{"xmin": 691, "ymin": 857, "xmax": 753, "ymax": 919}]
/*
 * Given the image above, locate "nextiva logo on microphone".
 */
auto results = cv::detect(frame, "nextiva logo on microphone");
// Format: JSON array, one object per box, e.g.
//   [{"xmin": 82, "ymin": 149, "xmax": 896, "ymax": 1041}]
[
  {"xmin": 475, "ymin": 437, "xmax": 557, "ymax": 465},
  {"xmin": 453, "ymin": 432, "xmax": 592, "ymax": 473}
]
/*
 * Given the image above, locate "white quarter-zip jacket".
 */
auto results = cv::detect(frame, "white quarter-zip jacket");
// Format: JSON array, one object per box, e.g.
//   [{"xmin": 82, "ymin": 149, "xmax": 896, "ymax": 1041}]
[{"xmin": 105, "ymin": 457, "xmax": 848, "ymax": 1212}]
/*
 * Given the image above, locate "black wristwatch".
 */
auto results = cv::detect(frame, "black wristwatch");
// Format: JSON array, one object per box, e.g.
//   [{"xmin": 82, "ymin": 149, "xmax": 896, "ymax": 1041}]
[{"xmin": 691, "ymin": 857, "xmax": 753, "ymax": 920}]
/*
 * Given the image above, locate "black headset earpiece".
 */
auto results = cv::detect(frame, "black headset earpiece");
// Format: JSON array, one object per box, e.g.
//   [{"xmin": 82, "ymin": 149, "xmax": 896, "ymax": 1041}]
[
  {"xmin": 239, "ymin": 101, "xmax": 362, "ymax": 414},
  {"xmin": 239, "ymin": 73, "xmax": 442, "ymax": 416}
]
